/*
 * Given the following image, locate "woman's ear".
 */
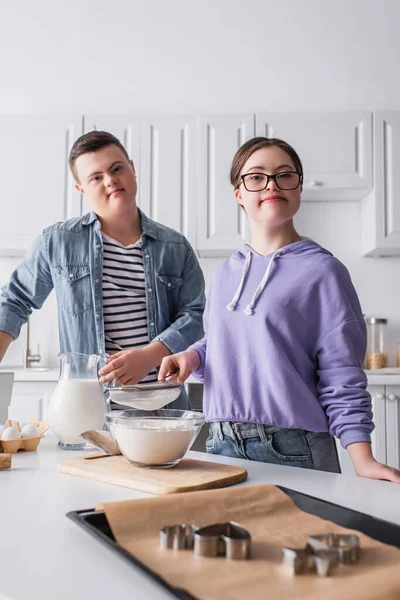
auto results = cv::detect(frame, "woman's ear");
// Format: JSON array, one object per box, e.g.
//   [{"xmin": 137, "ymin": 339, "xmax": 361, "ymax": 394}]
[{"xmin": 234, "ymin": 187, "xmax": 244, "ymax": 207}]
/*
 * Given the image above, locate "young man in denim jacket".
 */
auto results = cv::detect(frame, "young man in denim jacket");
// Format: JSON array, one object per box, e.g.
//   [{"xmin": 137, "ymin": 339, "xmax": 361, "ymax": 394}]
[{"xmin": 0, "ymin": 131, "xmax": 205, "ymax": 407}]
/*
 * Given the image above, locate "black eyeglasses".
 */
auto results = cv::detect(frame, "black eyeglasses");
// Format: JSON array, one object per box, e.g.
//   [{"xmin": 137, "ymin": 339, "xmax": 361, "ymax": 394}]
[{"xmin": 240, "ymin": 171, "xmax": 303, "ymax": 192}]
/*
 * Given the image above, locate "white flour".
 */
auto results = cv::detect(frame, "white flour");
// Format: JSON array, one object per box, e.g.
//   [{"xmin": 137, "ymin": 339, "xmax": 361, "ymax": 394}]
[
  {"xmin": 48, "ymin": 379, "xmax": 107, "ymax": 444},
  {"xmin": 114, "ymin": 419, "xmax": 197, "ymax": 465}
]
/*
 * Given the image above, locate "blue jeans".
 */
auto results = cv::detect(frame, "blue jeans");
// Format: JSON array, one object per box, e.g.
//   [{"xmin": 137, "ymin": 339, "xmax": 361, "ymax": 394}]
[{"xmin": 206, "ymin": 422, "xmax": 341, "ymax": 473}]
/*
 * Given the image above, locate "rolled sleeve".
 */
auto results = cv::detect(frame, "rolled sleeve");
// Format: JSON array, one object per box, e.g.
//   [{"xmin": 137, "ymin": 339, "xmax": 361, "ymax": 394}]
[
  {"xmin": 316, "ymin": 318, "xmax": 374, "ymax": 449},
  {"xmin": 0, "ymin": 233, "xmax": 53, "ymax": 340},
  {"xmin": 188, "ymin": 338, "xmax": 207, "ymax": 381},
  {"xmin": 153, "ymin": 327, "xmax": 189, "ymax": 355},
  {"xmin": 152, "ymin": 242, "xmax": 205, "ymax": 354},
  {"xmin": 187, "ymin": 287, "xmax": 211, "ymax": 382}
]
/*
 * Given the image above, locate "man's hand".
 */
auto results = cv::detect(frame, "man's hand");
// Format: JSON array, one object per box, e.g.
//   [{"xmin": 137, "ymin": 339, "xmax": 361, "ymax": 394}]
[
  {"xmin": 99, "ymin": 348, "xmax": 154, "ymax": 385},
  {"xmin": 0, "ymin": 331, "xmax": 13, "ymax": 363},
  {"xmin": 347, "ymin": 441, "xmax": 400, "ymax": 483},
  {"xmin": 98, "ymin": 342, "xmax": 171, "ymax": 385},
  {"xmin": 158, "ymin": 349, "xmax": 200, "ymax": 384}
]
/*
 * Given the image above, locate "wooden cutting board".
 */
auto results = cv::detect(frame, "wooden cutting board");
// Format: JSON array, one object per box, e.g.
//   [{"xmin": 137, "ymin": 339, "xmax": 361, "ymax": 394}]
[
  {"xmin": 0, "ymin": 454, "xmax": 11, "ymax": 470},
  {"xmin": 57, "ymin": 455, "xmax": 247, "ymax": 495}
]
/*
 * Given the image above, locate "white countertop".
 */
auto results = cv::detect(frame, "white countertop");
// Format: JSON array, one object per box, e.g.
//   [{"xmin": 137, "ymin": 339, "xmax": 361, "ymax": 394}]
[
  {"xmin": 1, "ymin": 435, "xmax": 400, "ymax": 600},
  {"xmin": 0, "ymin": 367, "xmax": 59, "ymax": 381},
  {"xmin": 2, "ymin": 368, "xmax": 400, "ymax": 385}
]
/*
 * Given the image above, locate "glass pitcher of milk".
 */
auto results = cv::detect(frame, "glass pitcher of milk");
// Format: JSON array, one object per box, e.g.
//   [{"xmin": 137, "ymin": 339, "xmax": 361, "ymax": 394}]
[{"xmin": 48, "ymin": 352, "xmax": 109, "ymax": 450}]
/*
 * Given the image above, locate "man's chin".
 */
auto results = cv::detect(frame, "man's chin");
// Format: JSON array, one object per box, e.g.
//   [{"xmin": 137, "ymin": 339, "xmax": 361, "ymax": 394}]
[{"xmin": 94, "ymin": 198, "xmax": 137, "ymax": 218}]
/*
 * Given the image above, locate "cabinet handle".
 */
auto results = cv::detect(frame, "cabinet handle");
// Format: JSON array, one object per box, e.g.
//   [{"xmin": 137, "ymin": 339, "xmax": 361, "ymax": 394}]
[
  {"xmin": 375, "ymin": 394, "xmax": 384, "ymax": 400},
  {"xmin": 388, "ymin": 393, "xmax": 397, "ymax": 401}
]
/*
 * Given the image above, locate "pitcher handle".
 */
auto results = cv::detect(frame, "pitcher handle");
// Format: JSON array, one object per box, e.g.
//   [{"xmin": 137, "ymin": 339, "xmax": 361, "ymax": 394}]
[{"xmin": 98, "ymin": 353, "xmax": 117, "ymax": 391}]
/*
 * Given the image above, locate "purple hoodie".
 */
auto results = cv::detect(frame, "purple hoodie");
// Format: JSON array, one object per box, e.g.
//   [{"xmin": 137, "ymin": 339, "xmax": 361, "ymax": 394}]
[{"xmin": 190, "ymin": 240, "xmax": 373, "ymax": 449}]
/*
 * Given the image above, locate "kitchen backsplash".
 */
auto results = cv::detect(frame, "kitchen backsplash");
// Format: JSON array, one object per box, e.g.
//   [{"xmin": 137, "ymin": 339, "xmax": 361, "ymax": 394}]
[{"xmin": 1, "ymin": 201, "xmax": 400, "ymax": 369}]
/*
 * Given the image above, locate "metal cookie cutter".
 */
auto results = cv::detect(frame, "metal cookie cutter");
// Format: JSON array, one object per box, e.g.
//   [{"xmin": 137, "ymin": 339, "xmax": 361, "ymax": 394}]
[
  {"xmin": 160, "ymin": 524, "xmax": 197, "ymax": 550},
  {"xmin": 193, "ymin": 521, "xmax": 251, "ymax": 560},
  {"xmin": 282, "ymin": 546, "xmax": 337, "ymax": 577},
  {"xmin": 307, "ymin": 533, "xmax": 360, "ymax": 565},
  {"xmin": 282, "ymin": 532, "xmax": 360, "ymax": 577},
  {"xmin": 281, "ymin": 547, "xmax": 314, "ymax": 575}
]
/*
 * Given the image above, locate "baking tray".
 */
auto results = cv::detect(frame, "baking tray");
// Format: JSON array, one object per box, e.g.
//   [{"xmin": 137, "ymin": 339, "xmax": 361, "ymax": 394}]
[{"xmin": 66, "ymin": 486, "xmax": 400, "ymax": 600}]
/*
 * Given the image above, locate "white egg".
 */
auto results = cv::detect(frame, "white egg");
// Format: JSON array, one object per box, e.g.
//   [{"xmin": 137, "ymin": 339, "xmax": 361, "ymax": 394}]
[
  {"xmin": 20, "ymin": 421, "xmax": 27, "ymax": 429},
  {"xmin": 21, "ymin": 423, "xmax": 40, "ymax": 438},
  {"xmin": 2, "ymin": 426, "xmax": 22, "ymax": 440}
]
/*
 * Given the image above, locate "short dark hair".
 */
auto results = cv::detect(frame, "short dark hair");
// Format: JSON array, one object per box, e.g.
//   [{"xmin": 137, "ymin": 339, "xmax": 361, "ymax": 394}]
[
  {"xmin": 230, "ymin": 137, "xmax": 303, "ymax": 189},
  {"xmin": 69, "ymin": 130, "xmax": 130, "ymax": 181}
]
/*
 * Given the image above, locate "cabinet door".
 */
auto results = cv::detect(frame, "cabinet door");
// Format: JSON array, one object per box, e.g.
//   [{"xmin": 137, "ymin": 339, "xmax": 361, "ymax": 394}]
[
  {"xmin": 8, "ymin": 382, "xmax": 57, "ymax": 422},
  {"xmin": 197, "ymin": 114, "xmax": 254, "ymax": 257},
  {"xmin": 256, "ymin": 112, "xmax": 372, "ymax": 200},
  {"xmin": 369, "ymin": 385, "xmax": 387, "ymax": 464},
  {"xmin": 361, "ymin": 111, "xmax": 400, "ymax": 256},
  {"xmin": 0, "ymin": 116, "xmax": 83, "ymax": 256},
  {"xmin": 140, "ymin": 115, "xmax": 197, "ymax": 245},
  {"xmin": 83, "ymin": 116, "xmax": 141, "ymax": 215},
  {"xmin": 385, "ymin": 386, "xmax": 400, "ymax": 469}
]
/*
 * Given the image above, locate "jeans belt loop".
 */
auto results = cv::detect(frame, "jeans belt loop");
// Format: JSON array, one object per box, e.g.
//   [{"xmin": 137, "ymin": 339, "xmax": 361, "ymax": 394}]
[
  {"xmin": 231, "ymin": 422, "xmax": 243, "ymax": 442},
  {"xmin": 217, "ymin": 422, "xmax": 224, "ymax": 441},
  {"xmin": 257, "ymin": 423, "xmax": 268, "ymax": 443}
]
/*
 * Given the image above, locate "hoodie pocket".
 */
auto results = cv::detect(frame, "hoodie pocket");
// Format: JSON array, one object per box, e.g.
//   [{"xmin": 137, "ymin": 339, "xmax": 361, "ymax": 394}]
[{"xmin": 55, "ymin": 264, "xmax": 93, "ymax": 316}]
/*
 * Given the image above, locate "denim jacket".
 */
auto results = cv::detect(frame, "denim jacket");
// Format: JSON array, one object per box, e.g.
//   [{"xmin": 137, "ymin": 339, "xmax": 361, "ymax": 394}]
[{"xmin": 0, "ymin": 209, "xmax": 205, "ymax": 360}]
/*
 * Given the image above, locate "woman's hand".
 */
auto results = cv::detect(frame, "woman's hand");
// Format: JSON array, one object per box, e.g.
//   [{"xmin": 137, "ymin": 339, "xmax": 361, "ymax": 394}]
[
  {"xmin": 99, "ymin": 348, "xmax": 155, "ymax": 385},
  {"xmin": 353, "ymin": 460, "xmax": 400, "ymax": 483},
  {"xmin": 158, "ymin": 349, "xmax": 200, "ymax": 384},
  {"xmin": 347, "ymin": 441, "xmax": 400, "ymax": 483}
]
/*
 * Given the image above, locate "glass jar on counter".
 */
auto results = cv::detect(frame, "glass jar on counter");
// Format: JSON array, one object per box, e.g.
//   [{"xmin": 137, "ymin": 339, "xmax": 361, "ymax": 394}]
[
  {"xmin": 396, "ymin": 342, "xmax": 400, "ymax": 368},
  {"xmin": 362, "ymin": 314, "xmax": 367, "ymax": 369},
  {"xmin": 366, "ymin": 317, "xmax": 388, "ymax": 370}
]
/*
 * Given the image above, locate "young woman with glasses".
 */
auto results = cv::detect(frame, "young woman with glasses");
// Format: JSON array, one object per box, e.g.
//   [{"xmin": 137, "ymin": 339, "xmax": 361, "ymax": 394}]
[{"xmin": 159, "ymin": 137, "xmax": 400, "ymax": 483}]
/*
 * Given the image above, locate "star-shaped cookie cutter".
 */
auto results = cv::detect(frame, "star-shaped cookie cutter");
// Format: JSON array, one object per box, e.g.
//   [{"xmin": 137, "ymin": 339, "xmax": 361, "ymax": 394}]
[
  {"xmin": 282, "ymin": 533, "xmax": 360, "ymax": 577},
  {"xmin": 307, "ymin": 533, "xmax": 360, "ymax": 564}
]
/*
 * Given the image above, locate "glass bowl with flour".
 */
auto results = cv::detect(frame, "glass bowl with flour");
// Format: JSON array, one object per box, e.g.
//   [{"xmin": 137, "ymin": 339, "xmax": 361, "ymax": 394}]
[{"xmin": 105, "ymin": 409, "xmax": 205, "ymax": 468}]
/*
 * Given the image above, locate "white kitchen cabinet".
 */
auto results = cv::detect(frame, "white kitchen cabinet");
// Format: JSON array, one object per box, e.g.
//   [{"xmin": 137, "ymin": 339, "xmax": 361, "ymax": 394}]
[
  {"xmin": 0, "ymin": 115, "xmax": 83, "ymax": 256},
  {"xmin": 83, "ymin": 115, "xmax": 141, "ymax": 216},
  {"xmin": 139, "ymin": 115, "xmax": 197, "ymax": 245},
  {"xmin": 83, "ymin": 115, "xmax": 197, "ymax": 245},
  {"xmin": 368, "ymin": 385, "xmax": 387, "ymax": 464},
  {"xmin": 8, "ymin": 381, "xmax": 57, "ymax": 422},
  {"xmin": 361, "ymin": 111, "xmax": 400, "ymax": 256},
  {"xmin": 384, "ymin": 386, "xmax": 400, "ymax": 469},
  {"xmin": 196, "ymin": 114, "xmax": 254, "ymax": 257},
  {"xmin": 256, "ymin": 112, "xmax": 372, "ymax": 201}
]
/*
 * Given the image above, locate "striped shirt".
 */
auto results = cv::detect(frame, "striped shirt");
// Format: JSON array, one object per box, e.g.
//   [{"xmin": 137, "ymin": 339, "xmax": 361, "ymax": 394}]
[{"xmin": 102, "ymin": 233, "xmax": 158, "ymax": 383}]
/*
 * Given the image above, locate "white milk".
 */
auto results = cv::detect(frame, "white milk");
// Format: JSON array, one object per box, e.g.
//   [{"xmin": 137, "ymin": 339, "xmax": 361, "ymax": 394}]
[
  {"xmin": 114, "ymin": 420, "xmax": 197, "ymax": 466},
  {"xmin": 48, "ymin": 379, "xmax": 107, "ymax": 444}
]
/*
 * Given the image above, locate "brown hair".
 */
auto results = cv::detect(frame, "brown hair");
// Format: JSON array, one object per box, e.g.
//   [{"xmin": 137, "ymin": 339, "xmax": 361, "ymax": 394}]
[
  {"xmin": 230, "ymin": 137, "xmax": 303, "ymax": 189},
  {"xmin": 69, "ymin": 130, "xmax": 130, "ymax": 181}
]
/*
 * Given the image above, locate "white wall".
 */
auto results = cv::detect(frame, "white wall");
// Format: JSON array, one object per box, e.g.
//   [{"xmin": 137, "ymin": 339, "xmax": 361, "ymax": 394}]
[{"xmin": 1, "ymin": 0, "xmax": 400, "ymax": 367}]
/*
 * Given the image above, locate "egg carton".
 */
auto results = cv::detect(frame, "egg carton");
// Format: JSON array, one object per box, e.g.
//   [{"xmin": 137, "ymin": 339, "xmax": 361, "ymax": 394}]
[{"xmin": 0, "ymin": 419, "xmax": 50, "ymax": 454}]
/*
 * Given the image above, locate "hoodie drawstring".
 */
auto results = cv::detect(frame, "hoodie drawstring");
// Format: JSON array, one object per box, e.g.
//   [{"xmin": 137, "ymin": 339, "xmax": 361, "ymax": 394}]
[
  {"xmin": 244, "ymin": 249, "xmax": 280, "ymax": 315},
  {"xmin": 226, "ymin": 251, "xmax": 252, "ymax": 311},
  {"xmin": 226, "ymin": 249, "xmax": 280, "ymax": 316}
]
